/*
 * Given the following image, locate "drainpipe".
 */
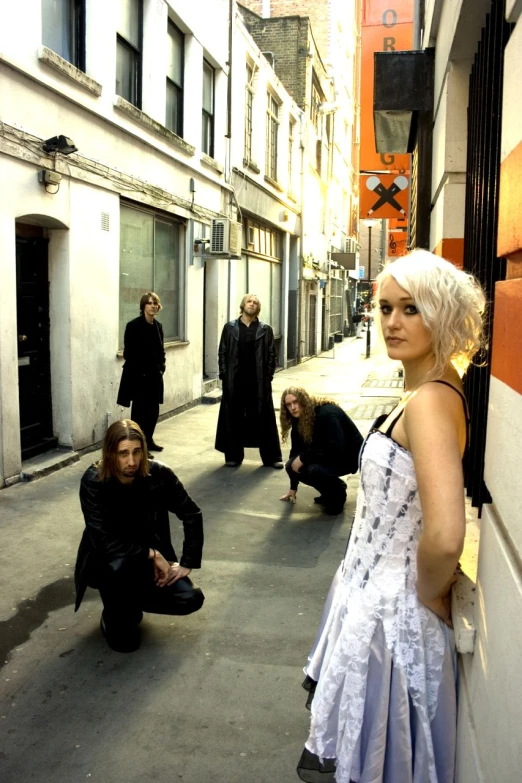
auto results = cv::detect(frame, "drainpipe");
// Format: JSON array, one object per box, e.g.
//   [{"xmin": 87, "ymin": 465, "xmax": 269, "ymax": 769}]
[{"xmin": 297, "ymin": 110, "xmax": 306, "ymax": 363}]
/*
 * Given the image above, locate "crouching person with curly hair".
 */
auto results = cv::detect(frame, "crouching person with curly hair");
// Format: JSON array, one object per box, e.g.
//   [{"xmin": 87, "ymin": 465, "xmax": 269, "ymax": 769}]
[{"xmin": 279, "ymin": 388, "xmax": 363, "ymax": 515}]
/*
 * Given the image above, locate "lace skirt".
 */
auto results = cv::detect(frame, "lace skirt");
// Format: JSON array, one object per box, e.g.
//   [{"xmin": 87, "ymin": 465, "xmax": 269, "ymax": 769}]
[{"xmin": 298, "ymin": 570, "xmax": 457, "ymax": 783}]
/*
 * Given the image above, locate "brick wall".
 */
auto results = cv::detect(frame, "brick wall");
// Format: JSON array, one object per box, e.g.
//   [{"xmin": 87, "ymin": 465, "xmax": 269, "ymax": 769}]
[
  {"xmin": 240, "ymin": 0, "xmax": 331, "ymax": 63},
  {"xmin": 239, "ymin": 5, "xmax": 311, "ymax": 107}
]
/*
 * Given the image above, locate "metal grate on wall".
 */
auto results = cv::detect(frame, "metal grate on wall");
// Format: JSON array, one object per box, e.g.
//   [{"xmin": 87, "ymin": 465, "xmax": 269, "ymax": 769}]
[
  {"xmin": 101, "ymin": 212, "xmax": 110, "ymax": 231},
  {"xmin": 462, "ymin": 0, "xmax": 512, "ymax": 510}
]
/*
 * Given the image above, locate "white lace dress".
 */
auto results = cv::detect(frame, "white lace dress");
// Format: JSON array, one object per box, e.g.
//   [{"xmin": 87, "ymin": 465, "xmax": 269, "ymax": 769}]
[{"xmin": 298, "ymin": 428, "xmax": 457, "ymax": 783}]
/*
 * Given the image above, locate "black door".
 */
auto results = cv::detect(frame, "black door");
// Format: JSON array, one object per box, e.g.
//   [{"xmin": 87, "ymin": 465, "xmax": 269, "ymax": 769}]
[{"xmin": 16, "ymin": 235, "xmax": 56, "ymax": 459}]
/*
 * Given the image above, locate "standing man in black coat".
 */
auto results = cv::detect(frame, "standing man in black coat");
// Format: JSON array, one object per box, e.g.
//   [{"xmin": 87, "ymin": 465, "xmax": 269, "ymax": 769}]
[
  {"xmin": 279, "ymin": 386, "xmax": 363, "ymax": 515},
  {"xmin": 215, "ymin": 293, "xmax": 283, "ymax": 468},
  {"xmin": 117, "ymin": 292, "xmax": 165, "ymax": 453},
  {"xmin": 74, "ymin": 419, "xmax": 204, "ymax": 653}
]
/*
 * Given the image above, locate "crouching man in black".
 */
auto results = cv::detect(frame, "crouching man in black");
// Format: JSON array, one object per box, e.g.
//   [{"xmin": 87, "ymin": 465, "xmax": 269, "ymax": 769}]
[
  {"xmin": 74, "ymin": 419, "xmax": 204, "ymax": 653},
  {"xmin": 279, "ymin": 387, "xmax": 363, "ymax": 515}
]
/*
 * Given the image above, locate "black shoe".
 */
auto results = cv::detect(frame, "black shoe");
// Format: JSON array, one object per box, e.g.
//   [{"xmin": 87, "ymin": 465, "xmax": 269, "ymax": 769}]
[
  {"xmin": 263, "ymin": 461, "xmax": 284, "ymax": 469},
  {"xmin": 314, "ymin": 495, "xmax": 326, "ymax": 505},
  {"xmin": 323, "ymin": 502, "xmax": 346, "ymax": 516},
  {"xmin": 149, "ymin": 441, "xmax": 163, "ymax": 452},
  {"xmin": 225, "ymin": 460, "xmax": 242, "ymax": 467},
  {"xmin": 100, "ymin": 614, "xmax": 141, "ymax": 653}
]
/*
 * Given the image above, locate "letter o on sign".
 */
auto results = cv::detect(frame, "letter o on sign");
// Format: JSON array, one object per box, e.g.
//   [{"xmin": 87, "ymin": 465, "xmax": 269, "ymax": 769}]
[{"xmin": 382, "ymin": 9, "xmax": 398, "ymax": 28}]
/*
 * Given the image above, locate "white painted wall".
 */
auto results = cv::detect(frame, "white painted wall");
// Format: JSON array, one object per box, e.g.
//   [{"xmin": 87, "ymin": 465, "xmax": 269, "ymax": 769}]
[{"xmin": 0, "ymin": 0, "xmax": 230, "ymax": 480}]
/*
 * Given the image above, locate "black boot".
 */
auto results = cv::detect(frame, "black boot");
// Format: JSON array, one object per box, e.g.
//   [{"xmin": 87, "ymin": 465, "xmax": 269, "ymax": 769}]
[{"xmin": 100, "ymin": 613, "xmax": 141, "ymax": 653}]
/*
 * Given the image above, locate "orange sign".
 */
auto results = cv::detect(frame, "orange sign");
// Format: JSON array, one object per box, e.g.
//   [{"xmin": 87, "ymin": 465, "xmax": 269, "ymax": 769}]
[
  {"xmin": 360, "ymin": 173, "xmax": 409, "ymax": 219},
  {"xmin": 388, "ymin": 217, "xmax": 408, "ymax": 231},
  {"xmin": 388, "ymin": 230, "xmax": 408, "ymax": 257},
  {"xmin": 360, "ymin": 1, "xmax": 413, "ymax": 174}
]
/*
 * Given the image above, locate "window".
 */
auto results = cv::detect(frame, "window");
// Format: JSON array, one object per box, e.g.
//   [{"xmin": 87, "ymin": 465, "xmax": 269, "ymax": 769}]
[
  {"xmin": 202, "ymin": 60, "xmax": 214, "ymax": 156},
  {"xmin": 166, "ymin": 21, "xmax": 184, "ymax": 136},
  {"xmin": 239, "ymin": 219, "xmax": 283, "ymax": 334},
  {"xmin": 265, "ymin": 91, "xmax": 279, "ymax": 180},
  {"xmin": 119, "ymin": 204, "xmax": 184, "ymax": 345},
  {"xmin": 311, "ymin": 78, "xmax": 321, "ymax": 133},
  {"xmin": 116, "ymin": 0, "xmax": 142, "ymax": 107},
  {"xmin": 244, "ymin": 63, "xmax": 254, "ymax": 162},
  {"xmin": 288, "ymin": 118, "xmax": 295, "ymax": 193},
  {"xmin": 42, "ymin": 0, "xmax": 85, "ymax": 70}
]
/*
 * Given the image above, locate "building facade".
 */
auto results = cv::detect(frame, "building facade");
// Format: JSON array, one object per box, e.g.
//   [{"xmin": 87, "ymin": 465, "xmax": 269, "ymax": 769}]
[
  {"xmin": 379, "ymin": 1, "xmax": 522, "ymax": 779},
  {"xmin": 0, "ymin": 0, "xmax": 232, "ymax": 486},
  {"xmin": 239, "ymin": 0, "xmax": 362, "ymax": 359}
]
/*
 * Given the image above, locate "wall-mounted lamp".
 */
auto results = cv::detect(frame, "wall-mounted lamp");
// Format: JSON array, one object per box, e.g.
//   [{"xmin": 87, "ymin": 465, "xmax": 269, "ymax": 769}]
[
  {"xmin": 43, "ymin": 135, "xmax": 77, "ymax": 155},
  {"xmin": 38, "ymin": 168, "xmax": 62, "ymax": 194}
]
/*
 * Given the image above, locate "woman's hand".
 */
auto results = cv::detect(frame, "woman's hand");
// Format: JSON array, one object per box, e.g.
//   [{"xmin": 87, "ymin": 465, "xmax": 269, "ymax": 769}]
[
  {"xmin": 419, "ymin": 575, "xmax": 457, "ymax": 628},
  {"xmin": 280, "ymin": 489, "xmax": 297, "ymax": 504},
  {"xmin": 420, "ymin": 593, "xmax": 453, "ymax": 628},
  {"xmin": 164, "ymin": 563, "xmax": 192, "ymax": 586}
]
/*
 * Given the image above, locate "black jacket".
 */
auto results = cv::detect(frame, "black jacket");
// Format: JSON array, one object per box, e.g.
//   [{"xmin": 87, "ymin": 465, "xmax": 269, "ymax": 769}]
[
  {"xmin": 117, "ymin": 315, "xmax": 166, "ymax": 407},
  {"xmin": 74, "ymin": 461, "xmax": 203, "ymax": 611},
  {"xmin": 215, "ymin": 318, "xmax": 280, "ymax": 453},
  {"xmin": 289, "ymin": 404, "xmax": 363, "ymax": 475}
]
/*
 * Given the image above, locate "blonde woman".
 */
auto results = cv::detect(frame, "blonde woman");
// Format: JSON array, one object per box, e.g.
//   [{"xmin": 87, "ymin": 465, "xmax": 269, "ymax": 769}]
[{"xmin": 297, "ymin": 251, "xmax": 486, "ymax": 783}]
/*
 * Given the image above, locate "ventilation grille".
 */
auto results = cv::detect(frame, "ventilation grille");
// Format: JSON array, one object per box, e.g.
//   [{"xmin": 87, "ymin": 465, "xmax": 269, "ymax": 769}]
[{"xmin": 101, "ymin": 212, "xmax": 110, "ymax": 231}]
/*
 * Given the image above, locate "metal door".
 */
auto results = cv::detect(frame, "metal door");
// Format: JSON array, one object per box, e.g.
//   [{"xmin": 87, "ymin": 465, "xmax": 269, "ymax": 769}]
[{"xmin": 16, "ymin": 235, "xmax": 55, "ymax": 459}]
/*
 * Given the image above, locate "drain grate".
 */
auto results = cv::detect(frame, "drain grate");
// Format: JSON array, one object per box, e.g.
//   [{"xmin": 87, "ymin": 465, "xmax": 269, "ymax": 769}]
[{"xmin": 349, "ymin": 402, "xmax": 398, "ymax": 420}]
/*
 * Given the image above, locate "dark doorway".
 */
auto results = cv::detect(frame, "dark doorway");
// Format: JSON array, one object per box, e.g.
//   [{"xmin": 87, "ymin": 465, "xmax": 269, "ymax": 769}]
[{"xmin": 16, "ymin": 228, "xmax": 56, "ymax": 459}]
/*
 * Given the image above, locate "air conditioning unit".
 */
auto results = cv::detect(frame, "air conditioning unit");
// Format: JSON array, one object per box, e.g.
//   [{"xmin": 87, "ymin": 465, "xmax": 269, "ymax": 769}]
[
  {"xmin": 345, "ymin": 237, "xmax": 360, "ymax": 254},
  {"xmin": 210, "ymin": 218, "xmax": 242, "ymax": 257}
]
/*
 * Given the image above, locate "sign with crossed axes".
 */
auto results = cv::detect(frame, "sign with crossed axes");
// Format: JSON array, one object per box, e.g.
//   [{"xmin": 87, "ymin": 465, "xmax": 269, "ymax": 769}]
[{"xmin": 360, "ymin": 173, "xmax": 409, "ymax": 219}]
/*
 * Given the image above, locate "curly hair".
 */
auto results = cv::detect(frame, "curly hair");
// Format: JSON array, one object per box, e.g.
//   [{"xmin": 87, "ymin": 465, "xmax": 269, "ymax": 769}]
[
  {"xmin": 375, "ymin": 250, "xmax": 486, "ymax": 377},
  {"xmin": 280, "ymin": 387, "xmax": 337, "ymax": 444}
]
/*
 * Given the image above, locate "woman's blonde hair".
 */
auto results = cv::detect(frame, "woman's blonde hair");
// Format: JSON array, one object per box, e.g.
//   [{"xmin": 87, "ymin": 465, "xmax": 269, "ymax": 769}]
[
  {"xmin": 375, "ymin": 250, "xmax": 486, "ymax": 377},
  {"xmin": 280, "ymin": 387, "xmax": 336, "ymax": 444}
]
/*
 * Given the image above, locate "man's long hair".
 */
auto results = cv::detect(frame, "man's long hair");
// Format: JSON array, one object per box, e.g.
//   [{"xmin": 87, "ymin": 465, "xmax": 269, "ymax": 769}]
[
  {"xmin": 280, "ymin": 387, "xmax": 336, "ymax": 444},
  {"xmin": 96, "ymin": 419, "xmax": 150, "ymax": 481}
]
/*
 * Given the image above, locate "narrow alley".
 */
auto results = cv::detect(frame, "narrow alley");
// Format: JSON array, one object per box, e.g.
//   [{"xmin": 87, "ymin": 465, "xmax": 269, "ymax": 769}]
[{"xmin": 0, "ymin": 335, "xmax": 398, "ymax": 783}]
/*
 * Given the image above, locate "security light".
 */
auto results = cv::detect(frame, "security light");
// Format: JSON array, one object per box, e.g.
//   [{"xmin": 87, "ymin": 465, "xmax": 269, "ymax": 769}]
[{"xmin": 43, "ymin": 135, "xmax": 78, "ymax": 155}]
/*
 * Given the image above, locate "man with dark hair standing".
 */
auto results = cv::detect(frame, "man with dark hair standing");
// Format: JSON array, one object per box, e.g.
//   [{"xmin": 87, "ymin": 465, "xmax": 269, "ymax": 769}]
[
  {"xmin": 279, "ymin": 387, "xmax": 363, "ymax": 515},
  {"xmin": 117, "ymin": 292, "xmax": 165, "ymax": 453},
  {"xmin": 215, "ymin": 293, "xmax": 283, "ymax": 468},
  {"xmin": 74, "ymin": 419, "xmax": 204, "ymax": 653}
]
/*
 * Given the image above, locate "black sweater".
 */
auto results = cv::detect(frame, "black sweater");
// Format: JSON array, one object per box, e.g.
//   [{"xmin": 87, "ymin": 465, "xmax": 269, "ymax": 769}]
[{"xmin": 289, "ymin": 404, "xmax": 363, "ymax": 475}]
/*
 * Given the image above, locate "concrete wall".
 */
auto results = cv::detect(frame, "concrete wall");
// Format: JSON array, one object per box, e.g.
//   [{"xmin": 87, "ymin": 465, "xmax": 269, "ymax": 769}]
[{"xmin": 425, "ymin": 3, "xmax": 522, "ymax": 781}]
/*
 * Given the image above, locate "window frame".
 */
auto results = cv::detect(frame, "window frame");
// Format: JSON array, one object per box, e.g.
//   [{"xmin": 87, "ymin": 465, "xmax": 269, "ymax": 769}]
[
  {"xmin": 288, "ymin": 117, "xmax": 295, "ymax": 194},
  {"xmin": 166, "ymin": 19, "xmax": 184, "ymax": 137},
  {"xmin": 265, "ymin": 90, "xmax": 280, "ymax": 181},
  {"xmin": 42, "ymin": 0, "xmax": 86, "ymax": 71},
  {"xmin": 244, "ymin": 62, "xmax": 254, "ymax": 162},
  {"xmin": 116, "ymin": 0, "xmax": 143, "ymax": 108},
  {"xmin": 202, "ymin": 59, "xmax": 215, "ymax": 157},
  {"xmin": 119, "ymin": 202, "xmax": 185, "ymax": 347}
]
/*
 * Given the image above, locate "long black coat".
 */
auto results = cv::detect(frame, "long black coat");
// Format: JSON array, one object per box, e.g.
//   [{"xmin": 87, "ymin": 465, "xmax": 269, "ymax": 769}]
[
  {"xmin": 215, "ymin": 318, "xmax": 280, "ymax": 453},
  {"xmin": 74, "ymin": 461, "xmax": 203, "ymax": 611},
  {"xmin": 117, "ymin": 315, "xmax": 166, "ymax": 407}
]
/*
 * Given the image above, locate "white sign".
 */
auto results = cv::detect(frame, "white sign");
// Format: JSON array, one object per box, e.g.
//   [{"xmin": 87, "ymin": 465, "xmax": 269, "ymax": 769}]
[{"xmin": 359, "ymin": 266, "xmax": 365, "ymax": 279}]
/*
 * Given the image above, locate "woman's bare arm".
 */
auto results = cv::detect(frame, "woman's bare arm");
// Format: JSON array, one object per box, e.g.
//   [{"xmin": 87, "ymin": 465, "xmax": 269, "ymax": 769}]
[{"xmin": 404, "ymin": 384, "xmax": 466, "ymax": 605}]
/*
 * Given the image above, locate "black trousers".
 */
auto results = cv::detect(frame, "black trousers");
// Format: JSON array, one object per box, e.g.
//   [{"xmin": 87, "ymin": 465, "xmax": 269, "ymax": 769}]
[
  {"xmin": 131, "ymin": 391, "xmax": 160, "ymax": 447},
  {"xmin": 97, "ymin": 562, "xmax": 204, "ymax": 634},
  {"xmin": 285, "ymin": 459, "xmax": 347, "ymax": 503}
]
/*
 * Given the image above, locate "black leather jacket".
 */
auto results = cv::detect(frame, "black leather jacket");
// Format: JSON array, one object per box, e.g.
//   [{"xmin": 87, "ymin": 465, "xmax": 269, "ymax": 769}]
[{"xmin": 74, "ymin": 461, "xmax": 203, "ymax": 610}]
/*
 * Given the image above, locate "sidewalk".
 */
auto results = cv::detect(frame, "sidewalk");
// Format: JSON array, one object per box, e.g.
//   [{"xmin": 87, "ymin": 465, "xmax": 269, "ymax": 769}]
[{"xmin": 0, "ymin": 333, "xmax": 399, "ymax": 783}]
